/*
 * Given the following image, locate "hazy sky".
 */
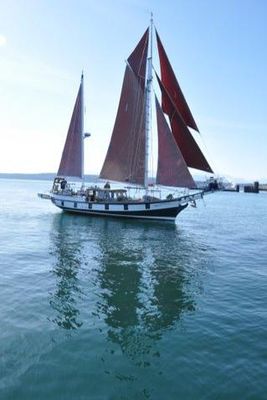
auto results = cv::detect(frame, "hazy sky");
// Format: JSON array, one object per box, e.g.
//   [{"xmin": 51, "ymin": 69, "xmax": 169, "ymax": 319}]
[{"xmin": 0, "ymin": 0, "xmax": 266, "ymax": 180}]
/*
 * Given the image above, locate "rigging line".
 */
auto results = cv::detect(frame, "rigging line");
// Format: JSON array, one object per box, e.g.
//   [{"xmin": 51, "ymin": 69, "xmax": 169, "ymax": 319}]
[
  {"xmin": 138, "ymin": 29, "xmax": 149, "ymax": 78},
  {"xmin": 149, "ymin": 90, "xmax": 156, "ymax": 180},
  {"xmin": 131, "ymin": 78, "xmax": 140, "ymax": 164},
  {"xmin": 192, "ymin": 126, "xmax": 216, "ymax": 175},
  {"xmin": 136, "ymin": 78, "xmax": 146, "ymax": 176},
  {"xmin": 134, "ymin": 96, "xmax": 146, "ymax": 183},
  {"xmin": 129, "ymin": 78, "xmax": 145, "ymax": 183},
  {"xmin": 151, "ymin": 87, "xmax": 159, "ymax": 180},
  {"xmin": 126, "ymin": 72, "xmax": 138, "ymax": 178},
  {"xmin": 131, "ymin": 79, "xmax": 144, "ymax": 172}
]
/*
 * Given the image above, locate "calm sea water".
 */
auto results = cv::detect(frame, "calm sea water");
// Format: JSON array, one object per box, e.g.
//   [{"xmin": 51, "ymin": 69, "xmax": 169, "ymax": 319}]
[{"xmin": 0, "ymin": 179, "xmax": 267, "ymax": 399}]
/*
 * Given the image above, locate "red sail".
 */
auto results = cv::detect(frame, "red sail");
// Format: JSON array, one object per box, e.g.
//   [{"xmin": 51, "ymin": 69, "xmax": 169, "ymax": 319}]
[
  {"xmin": 99, "ymin": 65, "xmax": 146, "ymax": 185},
  {"xmin": 127, "ymin": 28, "xmax": 149, "ymax": 87},
  {"xmin": 157, "ymin": 74, "xmax": 213, "ymax": 173},
  {"xmin": 156, "ymin": 30, "xmax": 199, "ymax": 132},
  {"xmin": 100, "ymin": 30, "xmax": 148, "ymax": 185},
  {"xmin": 57, "ymin": 81, "xmax": 83, "ymax": 178},
  {"xmin": 156, "ymin": 97, "xmax": 196, "ymax": 188}
]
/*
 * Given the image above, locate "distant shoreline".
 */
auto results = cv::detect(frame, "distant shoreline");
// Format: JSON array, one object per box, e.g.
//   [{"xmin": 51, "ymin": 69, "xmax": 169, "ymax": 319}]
[
  {"xmin": 0, "ymin": 173, "xmax": 266, "ymax": 187},
  {"xmin": 0, "ymin": 173, "xmax": 99, "ymax": 181}
]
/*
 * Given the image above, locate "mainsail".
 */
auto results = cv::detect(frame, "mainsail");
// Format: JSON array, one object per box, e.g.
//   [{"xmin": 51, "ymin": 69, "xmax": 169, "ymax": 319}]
[
  {"xmin": 155, "ymin": 97, "xmax": 196, "ymax": 188},
  {"xmin": 57, "ymin": 76, "xmax": 83, "ymax": 178},
  {"xmin": 99, "ymin": 29, "xmax": 149, "ymax": 185}
]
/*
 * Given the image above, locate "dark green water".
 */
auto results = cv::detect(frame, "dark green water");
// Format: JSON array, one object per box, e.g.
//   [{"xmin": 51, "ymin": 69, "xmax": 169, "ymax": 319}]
[{"xmin": 0, "ymin": 180, "xmax": 267, "ymax": 399}]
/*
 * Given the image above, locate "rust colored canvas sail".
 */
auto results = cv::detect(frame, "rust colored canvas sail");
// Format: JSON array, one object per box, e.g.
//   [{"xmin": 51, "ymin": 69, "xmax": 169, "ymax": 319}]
[
  {"xmin": 99, "ymin": 65, "xmax": 146, "ymax": 185},
  {"xmin": 155, "ymin": 97, "xmax": 196, "ymax": 188},
  {"xmin": 157, "ymin": 74, "xmax": 213, "ymax": 173},
  {"xmin": 127, "ymin": 28, "xmax": 149, "ymax": 87},
  {"xmin": 57, "ymin": 81, "xmax": 83, "ymax": 178},
  {"xmin": 156, "ymin": 30, "xmax": 199, "ymax": 132}
]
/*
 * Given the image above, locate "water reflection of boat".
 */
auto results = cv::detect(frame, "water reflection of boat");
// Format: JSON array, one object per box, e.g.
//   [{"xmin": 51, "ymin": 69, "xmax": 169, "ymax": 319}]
[
  {"xmin": 49, "ymin": 213, "xmax": 83, "ymax": 329},
  {"xmin": 95, "ymin": 219, "xmax": 200, "ymax": 363},
  {"xmin": 48, "ymin": 213, "xmax": 207, "ymax": 372},
  {"xmin": 98, "ymin": 221, "xmax": 197, "ymax": 333}
]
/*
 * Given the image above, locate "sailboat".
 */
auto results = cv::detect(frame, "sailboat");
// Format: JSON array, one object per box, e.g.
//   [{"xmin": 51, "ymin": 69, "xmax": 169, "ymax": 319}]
[{"xmin": 39, "ymin": 18, "xmax": 213, "ymax": 221}]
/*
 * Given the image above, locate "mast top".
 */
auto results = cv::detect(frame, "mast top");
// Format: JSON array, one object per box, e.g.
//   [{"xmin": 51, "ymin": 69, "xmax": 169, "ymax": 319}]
[{"xmin": 149, "ymin": 12, "xmax": 153, "ymax": 62}]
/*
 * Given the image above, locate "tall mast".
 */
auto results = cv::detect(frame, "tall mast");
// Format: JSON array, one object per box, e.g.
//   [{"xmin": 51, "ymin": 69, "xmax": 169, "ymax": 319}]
[
  {"xmin": 144, "ymin": 13, "xmax": 153, "ymax": 189},
  {"xmin": 81, "ymin": 72, "xmax": 85, "ymax": 182}
]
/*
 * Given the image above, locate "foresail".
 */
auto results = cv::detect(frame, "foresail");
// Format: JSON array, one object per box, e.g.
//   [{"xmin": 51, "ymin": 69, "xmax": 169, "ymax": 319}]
[
  {"xmin": 57, "ymin": 81, "xmax": 83, "ymax": 178},
  {"xmin": 155, "ymin": 97, "xmax": 196, "ymax": 188},
  {"xmin": 99, "ymin": 65, "xmax": 146, "ymax": 185},
  {"xmin": 157, "ymin": 74, "xmax": 213, "ymax": 173},
  {"xmin": 156, "ymin": 30, "xmax": 199, "ymax": 132}
]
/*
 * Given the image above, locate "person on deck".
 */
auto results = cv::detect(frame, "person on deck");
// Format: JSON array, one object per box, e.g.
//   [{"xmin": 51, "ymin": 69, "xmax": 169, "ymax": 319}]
[{"xmin": 60, "ymin": 179, "xmax": 67, "ymax": 190}]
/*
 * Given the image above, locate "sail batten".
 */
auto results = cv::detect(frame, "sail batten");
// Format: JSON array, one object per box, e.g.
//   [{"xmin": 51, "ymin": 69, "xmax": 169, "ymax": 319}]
[
  {"xmin": 156, "ymin": 74, "xmax": 213, "ymax": 173},
  {"xmin": 57, "ymin": 81, "xmax": 83, "ymax": 178},
  {"xmin": 156, "ymin": 30, "xmax": 199, "ymax": 132},
  {"xmin": 156, "ymin": 97, "xmax": 196, "ymax": 188}
]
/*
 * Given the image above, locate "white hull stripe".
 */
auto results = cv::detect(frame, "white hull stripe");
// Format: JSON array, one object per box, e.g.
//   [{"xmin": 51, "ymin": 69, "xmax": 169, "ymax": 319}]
[{"xmin": 50, "ymin": 194, "xmax": 194, "ymax": 220}]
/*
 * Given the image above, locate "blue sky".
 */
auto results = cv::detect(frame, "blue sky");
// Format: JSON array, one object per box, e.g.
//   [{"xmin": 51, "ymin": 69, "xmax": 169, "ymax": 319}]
[{"xmin": 0, "ymin": 0, "xmax": 266, "ymax": 181}]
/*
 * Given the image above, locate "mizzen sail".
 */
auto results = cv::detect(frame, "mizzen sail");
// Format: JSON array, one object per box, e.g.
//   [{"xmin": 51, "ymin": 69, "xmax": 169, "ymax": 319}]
[
  {"xmin": 156, "ymin": 30, "xmax": 199, "ymax": 132},
  {"xmin": 155, "ymin": 97, "xmax": 196, "ymax": 188},
  {"xmin": 57, "ymin": 77, "xmax": 83, "ymax": 178},
  {"xmin": 99, "ymin": 30, "xmax": 149, "ymax": 185}
]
